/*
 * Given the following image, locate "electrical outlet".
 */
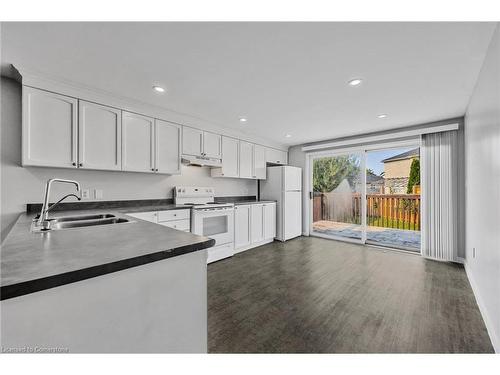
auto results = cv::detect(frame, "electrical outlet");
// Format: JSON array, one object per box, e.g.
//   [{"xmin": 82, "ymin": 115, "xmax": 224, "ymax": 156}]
[
  {"xmin": 94, "ymin": 189, "xmax": 103, "ymax": 200},
  {"xmin": 81, "ymin": 189, "xmax": 90, "ymax": 200}
]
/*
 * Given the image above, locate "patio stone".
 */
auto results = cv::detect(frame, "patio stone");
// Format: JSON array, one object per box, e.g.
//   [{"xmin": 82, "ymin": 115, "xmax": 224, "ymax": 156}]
[{"xmin": 313, "ymin": 220, "xmax": 421, "ymax": 250}]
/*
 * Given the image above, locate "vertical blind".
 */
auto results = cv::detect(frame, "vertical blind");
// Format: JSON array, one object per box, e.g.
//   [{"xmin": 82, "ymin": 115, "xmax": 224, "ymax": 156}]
[{"xmin": 421, "ymin": 130, "xmax": 458, "ymax": 261}]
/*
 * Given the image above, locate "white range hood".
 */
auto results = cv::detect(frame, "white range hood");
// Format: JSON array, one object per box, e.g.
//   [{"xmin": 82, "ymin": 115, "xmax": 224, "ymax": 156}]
[{"xmin": 181, "ymin": 154, "xmax": 222, "ymax": 168}]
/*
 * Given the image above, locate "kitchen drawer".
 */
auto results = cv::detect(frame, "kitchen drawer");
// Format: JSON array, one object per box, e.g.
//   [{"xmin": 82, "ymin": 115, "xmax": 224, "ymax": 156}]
[
  {"xmin": 157, "ymin": 219, "xmax": 190, "ymax": 232},
  {"xmin": 157, "ymin": 209, "xmax": 190, "ymax": 222}
]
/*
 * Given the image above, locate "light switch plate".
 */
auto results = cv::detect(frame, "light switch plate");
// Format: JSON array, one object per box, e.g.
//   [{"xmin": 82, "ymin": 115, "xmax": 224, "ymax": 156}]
[
  {"xmin": 81, "ymin": 189, "xmax": 90, "ymax": 200},
  {"xmin": 94, "ymin": 189, "xmax": 103, "ymax": 200}
]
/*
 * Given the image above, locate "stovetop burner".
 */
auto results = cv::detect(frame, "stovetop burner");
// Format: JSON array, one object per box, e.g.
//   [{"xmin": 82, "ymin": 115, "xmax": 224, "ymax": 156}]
[{"xmin": 174, "ymin": 186, "xmax": 233, "ymax": 209}]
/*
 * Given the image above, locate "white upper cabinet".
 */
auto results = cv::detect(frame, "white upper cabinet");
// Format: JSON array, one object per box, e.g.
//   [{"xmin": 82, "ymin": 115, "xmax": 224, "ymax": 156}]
[
  {"xmin": 238, "ymin": 141, "xmax": 268, "ymax": 180},
  {"xmin": 21, "ymin": 84, "xmax": 282, "ymax": 178},
  {"xmin": 155, "ymin": 119, "xmax": 181, "ymax": 174},
  {"xmin": 254, "ymin": 144, "xmax": 267, "ymax": 179},
  {"xmin": 265, "ymin": 147, "xmax": 288, "ymax": 165},
  {"xmin": 78, "ymin": 100, "xmax": 121, "ymax": 171},
  {"xmin": 182, "ymin": 127, "xmax": 221, "ymax": 159},
  {"xmin": 239, "ymin": 141, "xmax": 254, "ymax": 179},
  {"xmin": 22, "ymin": 87, "xmax": 78, "ymax": 168},
  {"xmin": 122, "ymin": 111, "xmax": 155, "ymax": 173},
  {"xmin": 182, "ymin": 126, "xmax": 203, "ymax": 157},
  {"xmin": 203, "ymin": 131, "xmax": 222, "ymax": 158},
  {"xmin": 211, "ymin": 136, "xmax": 239, "ymax": 178}
]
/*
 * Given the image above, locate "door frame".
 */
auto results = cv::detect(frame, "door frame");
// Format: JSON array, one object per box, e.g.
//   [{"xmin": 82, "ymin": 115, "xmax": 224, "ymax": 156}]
[{"xmin": 305, "ymin": 138, "xmax": 422, "ymax": 251}]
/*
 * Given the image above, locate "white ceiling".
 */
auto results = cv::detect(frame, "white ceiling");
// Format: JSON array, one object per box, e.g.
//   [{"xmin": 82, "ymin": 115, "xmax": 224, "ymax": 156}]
[{"xmin": 1, "ymin": 22, "xmax": 496, "ymax": 146}]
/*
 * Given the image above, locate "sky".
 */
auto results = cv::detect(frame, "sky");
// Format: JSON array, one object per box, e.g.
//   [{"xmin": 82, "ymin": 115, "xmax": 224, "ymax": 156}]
[{"xmin": 366, "ymin": 147, "xmax": 414, "ymax": 175}]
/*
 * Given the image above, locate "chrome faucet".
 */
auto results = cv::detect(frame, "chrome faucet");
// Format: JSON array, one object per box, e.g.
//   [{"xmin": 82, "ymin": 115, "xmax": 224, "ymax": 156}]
[{"xmin": 37, "ymin": 179, "xmax": 82, "ymax": 228}]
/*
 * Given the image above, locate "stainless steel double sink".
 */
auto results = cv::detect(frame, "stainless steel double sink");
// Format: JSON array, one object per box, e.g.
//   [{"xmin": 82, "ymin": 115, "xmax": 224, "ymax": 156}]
[{"xmin": 33, "ymin": 213, "xmax": 133, "ymax": 232}]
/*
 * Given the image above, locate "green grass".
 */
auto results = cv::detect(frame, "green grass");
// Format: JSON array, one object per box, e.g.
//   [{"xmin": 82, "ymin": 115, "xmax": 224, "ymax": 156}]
[{"xmin": 368, "ymin": 217, "xmax": 420, "ymax": 231}]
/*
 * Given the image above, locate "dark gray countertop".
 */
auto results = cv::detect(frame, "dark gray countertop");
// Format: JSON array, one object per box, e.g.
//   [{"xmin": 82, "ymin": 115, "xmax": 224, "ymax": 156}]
[
  {"xmin": 1, "ymin": 206, "xmax": 215, "ymax": 300},
  {"xmin": 231, "ymin": 200, "xmax": 277, "ymax": 205}
]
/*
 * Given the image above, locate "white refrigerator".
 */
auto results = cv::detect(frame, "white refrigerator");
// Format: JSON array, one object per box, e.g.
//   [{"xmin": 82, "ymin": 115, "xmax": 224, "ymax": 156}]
[{"xmin": 260, "ymin": 166, "xmax": 302, "ymax": 241}]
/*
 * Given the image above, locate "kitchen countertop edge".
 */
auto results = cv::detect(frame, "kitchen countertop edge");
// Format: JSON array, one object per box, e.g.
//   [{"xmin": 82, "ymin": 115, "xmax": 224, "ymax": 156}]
[
  {"xmin": 232, "ymin": 200, "xmax": 277, "ymax": 205},
  {"xmin": 1, "ymin": 237, "xmax": 215, "ymax": 301}
]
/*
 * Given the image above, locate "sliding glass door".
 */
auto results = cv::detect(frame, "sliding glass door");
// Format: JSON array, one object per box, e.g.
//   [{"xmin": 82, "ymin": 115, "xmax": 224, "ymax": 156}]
[
  {"xmin": 309, "ymin": 143, "xmax": 421, "ymax": 252},
  {"xmin": 311, "ymin": 152, "xmax": 364, "ymax": 242},
  {"xmin": 365, "ymin": 147, "xmax": 421, "ymax": 251}
]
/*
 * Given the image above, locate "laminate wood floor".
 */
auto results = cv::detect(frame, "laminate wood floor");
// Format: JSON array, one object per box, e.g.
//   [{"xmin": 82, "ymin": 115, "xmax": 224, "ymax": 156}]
[{"xmin": 207, "ymin": 236, "xmax": 493, "ymax": 353}]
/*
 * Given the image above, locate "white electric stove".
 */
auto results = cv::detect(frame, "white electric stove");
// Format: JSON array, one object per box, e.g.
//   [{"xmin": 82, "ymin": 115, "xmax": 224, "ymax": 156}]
[{"xmin": 174, "ymin": 186, "xmax": 234, "ymax": 263}]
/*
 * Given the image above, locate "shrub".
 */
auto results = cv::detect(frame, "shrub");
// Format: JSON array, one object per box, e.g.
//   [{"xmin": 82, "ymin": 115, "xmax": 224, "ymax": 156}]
[{"xmin": 407, "ymin": 158, "xmax": 420, "ymax": 194}]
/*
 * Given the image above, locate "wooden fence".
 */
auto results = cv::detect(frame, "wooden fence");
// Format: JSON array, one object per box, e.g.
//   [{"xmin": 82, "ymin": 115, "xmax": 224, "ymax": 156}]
[{"xmin": 313, "ymin": 193, "xmax": 421, "ymax": 231}]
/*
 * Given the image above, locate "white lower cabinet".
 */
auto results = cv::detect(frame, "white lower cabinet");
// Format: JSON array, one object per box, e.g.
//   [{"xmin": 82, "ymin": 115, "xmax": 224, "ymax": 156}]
[
  {"xmin": 126, "ymin": 209, "xmax": 190, "ymax": 232},
  {"xmin": 234, "ymin": 202, "xmax": 276, "ymax": 253},
  {"xmin": 263, "ymin": 203, "xmax": 277, "ymax": 239},
  {"xmin": 158, "ymin": 219, "xmax": 190, "ymax": 232},
  {"xmin": 234, "ymin": 205, "xmax": 251, "ymax": 249},
  {"xmin": 251, "ymin": 204, "xmax": 264, "ymax": 243}
]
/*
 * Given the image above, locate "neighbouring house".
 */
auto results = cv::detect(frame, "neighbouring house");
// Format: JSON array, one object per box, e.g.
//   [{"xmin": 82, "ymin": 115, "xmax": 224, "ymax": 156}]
[
  {"xmin": 354, "ymin": 171, "xmax": 385, "ymax": 194},
  {"xmin": 382, "ymin": 148, "xmax": 420, "ymax": 194}
]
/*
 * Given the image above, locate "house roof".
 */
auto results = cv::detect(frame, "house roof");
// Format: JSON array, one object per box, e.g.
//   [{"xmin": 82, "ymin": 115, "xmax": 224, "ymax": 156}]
[
  {"xmin": 381, "ymin": 148, "xmax": 420, "ymax": 163},
  {"xmin": 367, "ymin": 171, "xmax": 384, "ymax": 183}
]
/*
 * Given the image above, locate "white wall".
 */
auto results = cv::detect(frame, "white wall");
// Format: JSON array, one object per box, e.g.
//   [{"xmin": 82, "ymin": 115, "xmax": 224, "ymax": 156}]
[
  {"xmin": 1, "ymin": 77, "xmax": 257, "ymax": 241},
  {"xmin": 464, "ymin": 24, "xmax": 500, "ymax": 352}
]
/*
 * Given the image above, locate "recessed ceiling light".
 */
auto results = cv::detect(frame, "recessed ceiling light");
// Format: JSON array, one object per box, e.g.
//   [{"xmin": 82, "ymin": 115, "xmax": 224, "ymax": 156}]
[
  {"xmin": 153, "ymin": 86, "xmax": 165, "ymax": 93},
  {"xmin": 377, "ymin": 114, "xmax": 388, "ymax": 119},
  {"xmin": 239, "ymin": 117, "xmax": 248, "ymax": 123},
  {"xmin": 348, "ymin": 78, "xmax": 363, "ymax": 86},
  {"xmin": 285, "ymin": 134, "xmax": 292, "ymax": 138}
]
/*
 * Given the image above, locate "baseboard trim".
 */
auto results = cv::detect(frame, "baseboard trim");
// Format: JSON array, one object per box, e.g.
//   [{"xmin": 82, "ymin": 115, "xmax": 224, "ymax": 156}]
[
  {"xmin": 455, "ymin": 256, "xmax": 465, "ymax": 264},
  {"xmin": 234, "ymin": 238, "xmax": 274, "ymax": 254},
  {"xmin": 464, "ymin": 260, "xmax": 499, "ymax": 353}
]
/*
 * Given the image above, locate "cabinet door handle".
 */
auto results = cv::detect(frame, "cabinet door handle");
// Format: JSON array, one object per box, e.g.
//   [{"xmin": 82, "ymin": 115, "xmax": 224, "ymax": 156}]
[
  {"xmin": 72, "ymin": 162, "xmax": 76, "ymax": 166},
  {"xmin": 151, "ymin": 168, "xmax": 155, "ymax": 171},
  {"xmin": 79, "ymin": 163, "xmax": 83, "ymax": 167}
]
